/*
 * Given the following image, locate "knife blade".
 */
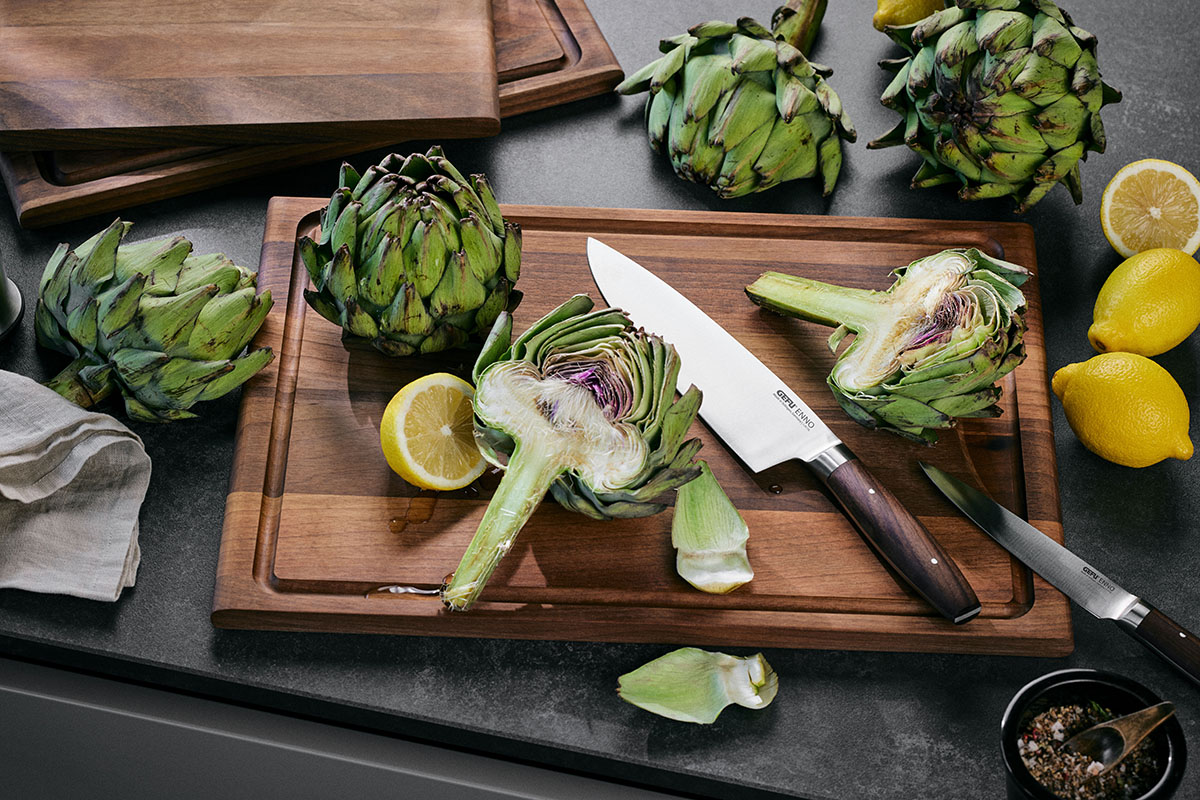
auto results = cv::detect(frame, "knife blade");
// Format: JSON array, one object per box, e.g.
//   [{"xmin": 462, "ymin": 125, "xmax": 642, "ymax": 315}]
[
  {"xmin": 586, "ymin": 238, "xmax": 980, "ymax": 624},
  {"xmin": 921, "ymin": 462, "xmax": 1200, "ymax": 686}
]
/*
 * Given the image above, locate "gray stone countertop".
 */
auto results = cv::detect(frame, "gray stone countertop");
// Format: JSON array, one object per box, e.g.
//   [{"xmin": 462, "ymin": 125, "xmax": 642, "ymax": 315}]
[{"xmin": 1, "ymin": 1, "xmax": 1198, "ymax": 798}]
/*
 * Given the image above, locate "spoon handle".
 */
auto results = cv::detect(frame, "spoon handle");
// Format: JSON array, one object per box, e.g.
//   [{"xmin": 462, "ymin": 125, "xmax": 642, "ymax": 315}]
[{"xmin": 1119, "ymin": 603, "xmax": 1200, "ymax": 687}]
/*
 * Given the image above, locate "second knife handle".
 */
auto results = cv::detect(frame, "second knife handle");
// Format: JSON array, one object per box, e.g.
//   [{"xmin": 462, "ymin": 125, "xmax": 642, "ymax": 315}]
[
  {"xmin": 816, "ymin": 449, "xmax": 981, "ymax": 624},
  {"xmin": 1120, "ymin": 603, "xmax": 1200, "ymax": 687}
]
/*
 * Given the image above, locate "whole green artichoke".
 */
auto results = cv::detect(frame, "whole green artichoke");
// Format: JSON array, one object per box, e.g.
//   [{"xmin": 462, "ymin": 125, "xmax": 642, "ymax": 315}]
[
  {"xmin": 298, "ymin": 147, "xmax": 521, "ymax": 357},
  {"xmin": 616, "ymin": 0, "xmax": 855, "ymax": 198},
  {"xmin": 35, "ymin": 219, "xmax": 274, "ymax": 422},
  {"xmin": 869, "ymin": 0, "xmax": 1121, "ymax": 212},
  {"xmin": 746, "ymin": 249, "xmax": 1031, "ymax": 443},
  {"xmin": 442, "ymin": 295, "xmax": 704, "ymax": 610}
]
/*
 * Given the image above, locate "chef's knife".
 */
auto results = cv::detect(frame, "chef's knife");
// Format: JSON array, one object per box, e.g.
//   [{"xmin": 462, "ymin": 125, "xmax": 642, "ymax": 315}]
[
  {"xmin": 586, "ymin": 238, "xmax": 980, "ymax": 624},
  {"xmin": 921, "ymin": 462, "xmax": 1200, "ymax": 686}
]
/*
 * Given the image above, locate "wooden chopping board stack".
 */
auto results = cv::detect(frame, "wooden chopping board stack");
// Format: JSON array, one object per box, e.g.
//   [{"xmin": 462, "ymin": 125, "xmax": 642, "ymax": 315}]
[{"xmin": 0, "ymin": 0, "xmax": 623, "ymax": 226}]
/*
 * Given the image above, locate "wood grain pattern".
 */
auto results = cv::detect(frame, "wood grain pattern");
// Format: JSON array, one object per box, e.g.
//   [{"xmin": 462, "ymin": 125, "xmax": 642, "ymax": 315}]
[
  {"xmin": 211, "ymin": 199, "xmax": 1073, "ymax": 654},
  {"xmin": 0, "ymin": 0, "xmax": 623, "ymax": 228},
  {"xmin": 0, "ymin": 0, "xmax": 500, "ymax": 150},
  {"xmin": 821, "ymin": 455, "xmax": 980, "ymax": 624}
]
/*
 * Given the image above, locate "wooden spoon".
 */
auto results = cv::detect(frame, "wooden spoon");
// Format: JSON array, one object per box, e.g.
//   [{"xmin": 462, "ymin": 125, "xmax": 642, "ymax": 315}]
[{"xmin": 1062, "ymin": 701, "xmax": 1176, "ymax": 777}]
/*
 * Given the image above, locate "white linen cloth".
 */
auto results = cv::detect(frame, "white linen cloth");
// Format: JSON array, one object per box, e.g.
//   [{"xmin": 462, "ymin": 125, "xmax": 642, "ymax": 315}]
[{"xmin": 0, "ymin": 370, "xmax": 150, "ymax": 601}]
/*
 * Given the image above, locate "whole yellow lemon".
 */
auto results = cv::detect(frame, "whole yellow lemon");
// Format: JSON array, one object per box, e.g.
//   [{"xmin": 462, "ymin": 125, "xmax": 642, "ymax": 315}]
[
  {"xmin": 1088, "ymin": 248, "xmax": 1200, "ymax": 356},
  {"xmin": 1052, "ymin": 353, "xmax": 1193, "ymax": 468},
  {"xmin": 873, "ymin": 0, "xmax": 945, "ymax": 31}
]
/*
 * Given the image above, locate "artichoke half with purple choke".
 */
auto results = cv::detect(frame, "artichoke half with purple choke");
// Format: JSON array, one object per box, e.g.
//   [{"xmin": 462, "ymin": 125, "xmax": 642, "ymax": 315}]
[
  {"xmin": 746, "ymin": 249, "xmax": 1032, "ymax": 443},
  {"xmin": 441, "ymin": 295, "xmax": 705, "ymax": 611}
]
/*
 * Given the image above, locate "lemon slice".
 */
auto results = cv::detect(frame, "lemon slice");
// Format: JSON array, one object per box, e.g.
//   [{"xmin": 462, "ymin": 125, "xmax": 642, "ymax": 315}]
[
  {"xmin": 380, "ymin": 373, "xmax": 486, "ymax": 491},
  {"xmin": 1101, "ymin": 159, "xmax": 1200, "ymax": 257}
]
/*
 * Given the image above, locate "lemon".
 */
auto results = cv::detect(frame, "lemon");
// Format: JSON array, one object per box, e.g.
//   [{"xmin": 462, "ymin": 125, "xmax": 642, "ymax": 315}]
[
  {"xmin": 1100, "ymin": 159, "xmax": 1200, "ymax": 258},
  {"xmin": 872, "ymin": 0, "xmax": 944, "ymax": 31},
  {"xmin": 1088, "ymin": 248, "xmax": 1200, "ymax": 356},
  {"xmin": 1052, "ymin": 353, "xmax": 1193, "ymax": 468},
  {"xmin": 379, "ymin": 373, "xmax": 486, "ymax": 491}
]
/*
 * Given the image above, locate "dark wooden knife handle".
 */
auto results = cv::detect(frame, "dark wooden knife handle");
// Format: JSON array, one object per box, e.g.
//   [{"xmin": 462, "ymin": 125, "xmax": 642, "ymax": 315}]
[
  {"xmin": 820, "ymin": 454, "xmax": 980, "ymax": 624},
  {"xmin": 1120, "ymin": 605, "xmax": 1200, "ymax": 687}
]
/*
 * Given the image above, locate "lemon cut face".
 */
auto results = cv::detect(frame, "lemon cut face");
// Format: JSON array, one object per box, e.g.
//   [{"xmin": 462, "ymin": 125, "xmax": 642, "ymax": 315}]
[
  {"xmin": 1101, "ymin": 159, "xmax": 1200, "ymax": 258},
  {"xmin": 380, "ymin": 373, "xmax": 486, "ymax": 491}
]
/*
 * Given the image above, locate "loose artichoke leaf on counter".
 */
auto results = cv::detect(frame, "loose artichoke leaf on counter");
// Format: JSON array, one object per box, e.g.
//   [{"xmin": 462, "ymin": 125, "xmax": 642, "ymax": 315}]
[
  {"xmin": 35, "ymin": 218, "xmax": 274, "ymax": 422},
  {"xmin": 618, "ymin": 648, "xmax": 778, "ymax": 724},
  {"xmin": 746, "ymin": 248, "xmax": 1031, "ymax": 443},
  {"xmin": 672, "ymin": 460, "xmax": 753, "ymax": 594},
  {"xmin": 440, "ymin": 295, "xmax": 704, "ymax": 612}
]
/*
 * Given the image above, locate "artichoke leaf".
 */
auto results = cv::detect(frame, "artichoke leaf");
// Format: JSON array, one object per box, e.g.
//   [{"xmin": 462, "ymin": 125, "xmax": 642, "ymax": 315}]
[
  {"xmin": 672, "ymin": 461, "xmax": 752, "ymax": 594},
  {"xmin": 618, "ymin": 648, "xmax": 778, "ymax": 724}
]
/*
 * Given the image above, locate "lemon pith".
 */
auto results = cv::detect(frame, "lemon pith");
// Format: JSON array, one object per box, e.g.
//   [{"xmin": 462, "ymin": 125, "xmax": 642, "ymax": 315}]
[
  {"xmin": 1088, "ymin": 248, "xmax": 1200, "ymax": 356},
  {"xmin": 1052, "ymin": 353, "xmax": 1193, "ymax": 468},
  {"xmin": 1101, "ymin": 159, "xmax": 1200, "ymax": 258},
  {"xmin": 380, "ymin": 373, "xmax": 486, "ymax": 491}
]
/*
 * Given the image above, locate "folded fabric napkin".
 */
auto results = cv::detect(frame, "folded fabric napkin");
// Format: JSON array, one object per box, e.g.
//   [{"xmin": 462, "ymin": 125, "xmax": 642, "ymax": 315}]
[{"xmin": 0, "ymin": 370, "xmax": 151, "ymax": 601}]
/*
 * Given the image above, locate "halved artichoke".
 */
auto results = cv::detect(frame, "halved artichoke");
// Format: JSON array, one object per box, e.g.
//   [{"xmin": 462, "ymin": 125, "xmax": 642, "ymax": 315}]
[
  {"xmin": 441, "ymin": 295, "xmax": 704, "ymax": 610},
  {"xmin": 746, "ymin": 249, "xmax": 1031, "ymax": 442}
]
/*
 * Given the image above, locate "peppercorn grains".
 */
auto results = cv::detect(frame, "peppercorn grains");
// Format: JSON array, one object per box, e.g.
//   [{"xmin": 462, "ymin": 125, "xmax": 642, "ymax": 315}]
[{"xmin": 1017, "ymin": 703, "xmax": 1160, "ymax": 799}]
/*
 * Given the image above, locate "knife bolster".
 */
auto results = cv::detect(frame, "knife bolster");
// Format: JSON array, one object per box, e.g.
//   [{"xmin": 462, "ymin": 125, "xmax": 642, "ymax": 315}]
[
  {"xmin": 809, "ymin": 443, "xmax": 854, "ymax": 480},
  {"xmin": 1116, "ymin": 600, "xmax": 1152, "ymax": 630}
]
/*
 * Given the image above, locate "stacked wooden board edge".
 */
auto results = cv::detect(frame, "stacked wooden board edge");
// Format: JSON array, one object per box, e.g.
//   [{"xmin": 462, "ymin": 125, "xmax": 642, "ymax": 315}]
[
  {"xmin": 0, "ymin": 0, "xmax": 622, "ymax": 229},
  {"xmin": 212, "ymin": 198, "xmax": 1073, "ymax": 656},
  {"xmin": 0, "ymin": 0, "xmax": 500, "ymax": 150}
]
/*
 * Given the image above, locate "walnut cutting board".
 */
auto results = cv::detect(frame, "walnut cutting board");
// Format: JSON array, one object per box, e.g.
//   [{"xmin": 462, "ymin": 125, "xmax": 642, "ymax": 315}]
[
  {"xmin": 0, "ymin": 0, "xmax": 500, "ymax": 150},
  {"xmin": 212, "ymin": 199, "xmax": 1072, "ymax": 655},
  {"xmin": 0, "ymin": 0, "xmax": 623, "ymax": 228}
]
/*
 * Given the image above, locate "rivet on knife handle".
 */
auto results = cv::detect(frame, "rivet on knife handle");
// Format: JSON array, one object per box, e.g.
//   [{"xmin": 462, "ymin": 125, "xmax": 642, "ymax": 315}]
[
  {"xmin": 812, "ymin": 445, "xmax": 980, "ymax": 624},
  {"xmin": 1118, "ymin": 602, "xmax": 1200, "ymax": 687}
]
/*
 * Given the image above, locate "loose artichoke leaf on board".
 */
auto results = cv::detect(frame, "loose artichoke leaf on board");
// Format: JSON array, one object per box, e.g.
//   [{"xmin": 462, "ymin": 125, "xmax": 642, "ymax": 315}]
[{"xmin": 672, "ymin": 460, "xmax": 753, "ymax": 594}]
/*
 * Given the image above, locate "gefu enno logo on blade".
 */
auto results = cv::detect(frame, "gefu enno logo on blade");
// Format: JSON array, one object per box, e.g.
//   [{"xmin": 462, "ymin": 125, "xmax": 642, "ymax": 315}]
[
  {"xmin": 774, "ymin": 390, "xmax": 816, "ymax": 430},
  {"xmin": 1081, "ymin": 565, "xmax": 1117, "ymax": 593}
]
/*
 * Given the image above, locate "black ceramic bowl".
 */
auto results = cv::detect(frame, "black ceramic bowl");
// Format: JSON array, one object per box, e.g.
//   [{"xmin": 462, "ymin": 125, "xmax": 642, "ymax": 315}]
[{"xmin": 1001, "ymin": 669, "xmax": 1187, "ymax": 800}]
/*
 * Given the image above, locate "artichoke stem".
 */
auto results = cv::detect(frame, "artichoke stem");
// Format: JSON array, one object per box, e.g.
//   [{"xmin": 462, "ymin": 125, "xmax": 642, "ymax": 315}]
[
  {"xmin": 44, "ymin": 357, "xmax": 113, "ymax": 409},
  {"xmin": 746, "ymin": 272, "xmax": 882, "ymax": 330},
  {"xmin": 441, "ymin": 448, "xmax": 563, "ymax": 611},
  {"xmin": 773, "ymin": 0, "xmax": 827, "ymax": 56}
]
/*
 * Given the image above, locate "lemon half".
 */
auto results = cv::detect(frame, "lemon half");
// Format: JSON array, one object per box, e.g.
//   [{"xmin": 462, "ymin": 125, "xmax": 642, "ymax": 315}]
[
  {"xmin": 1101, "ymin": 159, "xmax": 1200, "ymax": 258},
  {"xmin": 380, "ymin": 373, "xmax": 486, "ymax": 491}
]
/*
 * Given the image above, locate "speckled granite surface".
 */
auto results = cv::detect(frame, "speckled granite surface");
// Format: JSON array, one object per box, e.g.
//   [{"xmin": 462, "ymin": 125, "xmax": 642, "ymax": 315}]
[{"xmin": 1, "ymin": 2, "xmax": 1197, "ymax": 798}]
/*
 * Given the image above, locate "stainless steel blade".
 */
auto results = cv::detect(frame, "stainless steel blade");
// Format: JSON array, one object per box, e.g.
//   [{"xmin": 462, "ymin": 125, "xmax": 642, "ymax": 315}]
[
  {"xmin": 586, "ymin": 238, "xmax": 841, "ymax": 472},
  {"xmin": 920, "ymin": 463, "xmax": 1140, "ymax": 621}
]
